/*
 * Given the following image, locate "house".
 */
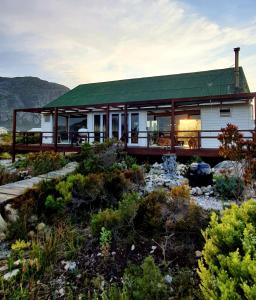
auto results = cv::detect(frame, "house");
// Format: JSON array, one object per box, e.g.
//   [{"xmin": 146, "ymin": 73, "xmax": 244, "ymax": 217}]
[{"xmin": 12, "ymin": 48, "xmax": 256, "ymax": 161}]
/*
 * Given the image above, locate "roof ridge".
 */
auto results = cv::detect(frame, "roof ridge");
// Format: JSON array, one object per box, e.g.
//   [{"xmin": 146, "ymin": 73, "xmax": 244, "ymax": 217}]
[{"xmin": 76, "ymin": 67, "xmax": 238, "ymax": 87}]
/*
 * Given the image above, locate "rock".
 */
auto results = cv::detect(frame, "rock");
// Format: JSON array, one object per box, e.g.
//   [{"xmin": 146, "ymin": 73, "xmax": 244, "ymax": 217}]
[
  {"xmin": 191, "ymin": 187, "xmax": 197, "ymax": 195},
  {"xmin": 0, "ymin": 243, "xmax": 11, "ymax": 260},
  {"xmin": 0, "ymin": 214, "xmax": 7, "ymax": 232},
  {"xmin": 56, "ymin": 288, "xmax": 65, "ymax": 298},
  {"xmin": 0, "ymin": 264, "xmax": 8, "ymax": 273},
  {"xmin": 5, "ymin": 204, "xmax": 19, "ymax": 223},
  {"xmin": 62, "ymin": 261, "xmax": 77, "ymax": 272},
  {"xmin": 3, "ymin": 269, "xmax": 19, "ymax": 280},
  {"xmin": 188, "ymin": 162, "xmax": 213, "ymax": 187},
  {"xmin": 164, "ymin": 274, "xmax": 173, "ymax": 285},
  {"xmin": 162, "ymin": 154, "xmax": 177, "ymax": 177},
  {"xmin": 195, "ymin": 250, "xmax": 202, "ymax": 258},
  {"xmin": 201, "ymin": 186, "xmax": 207, "ymax": 194},
  {"xmin": 213, "ymin": 160, "xmax": 243, "ymax": 176},
  {"xmin": 28, "ymin": 230, "xmax": 35, "ymax": 239},
  {"xmin": 28, "ymin": 215, "xmax": 38, "ymax": 224},
  {"xmin": 196, "ymin": 187, "xmax": 203, "ymax": 196},
  {"xmin": 36, "ymin": 222, "xmax": 46, "ymax": 231},
  {"xmin": 0, "ymin": 232, "xmax": 6, "ymax": 241}
]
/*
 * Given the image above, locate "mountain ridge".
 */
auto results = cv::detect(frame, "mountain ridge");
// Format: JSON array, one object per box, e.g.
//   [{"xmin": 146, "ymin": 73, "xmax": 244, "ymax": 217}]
[{"xmin": 0, "ymin": 76, "xmax": 69, "ymax": 130}]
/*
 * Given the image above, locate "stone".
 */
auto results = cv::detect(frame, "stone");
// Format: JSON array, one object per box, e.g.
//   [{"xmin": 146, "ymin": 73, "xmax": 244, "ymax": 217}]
[
  {"xmin": 162, "ymin": 154, "xmax": 177, "ymax": 178},
  {"xmin": 164, "ymin": 274, "xmax": 173, "ymax": 285},
  {"xmin": 213, "ymin": 160, "xmax": 243, "ymax": 176},
  {"xmin": 28, "ymin": 215, "xmax": 38, "ymax": 224},
  {"xmin": 201, "ymin": 186, "xmax": 207, "ymax": 194},
  {"xmin": 36, "ymin": 222, "xmax": 46, "ymax": 231},
  {"xmin": 28, "ymin": 230, "xmax": 35, "ymax": 239},
  {"xmin": 195, "ymin": 250, "xmax": 202, "ymax": 258},
  {"xmin": 0, "ymin": 232, "xmax": 6, "ymax": 241},
  {"xmin": 5, "ymin": 204, "xmax": 19, "ymax": 223},
  {"xmin": 0, "ymin": 214, "xmax": 7, "ymax": 232},
  {"xmin": 3, "ymin": 269, "xmax": 19, "ymax": 280},
  {"xmin": 0, "ymin": 264, "xmax": 8, "ymax": 273},
  {"xmin": 196, "ymin": 187, "xmax": 203, "ymax": 196},
  {"xmin": 56, "ymin": 288, "xmax": 65, "ymax": 298},
  {"xmin": 62, "ymin": 261, "xmax": 77, "ymax": 272}
]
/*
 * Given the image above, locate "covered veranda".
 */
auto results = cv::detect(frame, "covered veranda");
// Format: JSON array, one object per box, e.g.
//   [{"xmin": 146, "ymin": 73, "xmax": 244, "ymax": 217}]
[{"xmin": 12, "ymin": 92, "xmax": 256, "ymax": 161}]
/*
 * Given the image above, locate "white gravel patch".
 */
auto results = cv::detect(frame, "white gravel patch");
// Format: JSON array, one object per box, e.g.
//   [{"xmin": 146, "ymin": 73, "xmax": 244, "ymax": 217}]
[{"xmin": 193, "ymin": 196, "xmax": 225, "ymax": 211}]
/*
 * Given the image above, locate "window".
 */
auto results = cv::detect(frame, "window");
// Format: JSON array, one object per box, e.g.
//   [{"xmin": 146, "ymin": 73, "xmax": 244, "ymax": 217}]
[
  {"xmin": 220, "ymin": 108, "xmax": 231, "ymax": 117},
  {"xmin": 131, "ymin": 113, "xmax": 139, "ymax": 144},
  {"xmin": 44, "ymin": 114, "xmax": 50, "ymax": 122}
]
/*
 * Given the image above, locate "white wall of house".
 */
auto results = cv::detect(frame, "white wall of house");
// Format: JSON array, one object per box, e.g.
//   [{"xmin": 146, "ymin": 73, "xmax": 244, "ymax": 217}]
[
  {"xmin": 200, "ymin": 103, "xmax": 254, "ymax": 148},
  {"xmin": 41, "ymin": 114, "xmax": 53, "ymax": 144}
]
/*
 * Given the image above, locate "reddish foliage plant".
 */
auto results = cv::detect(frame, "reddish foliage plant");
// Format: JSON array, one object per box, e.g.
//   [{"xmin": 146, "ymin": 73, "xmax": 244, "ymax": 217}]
[{"xmin": 218, "ymin": 123, "xmax": 256, "ymax": 185}]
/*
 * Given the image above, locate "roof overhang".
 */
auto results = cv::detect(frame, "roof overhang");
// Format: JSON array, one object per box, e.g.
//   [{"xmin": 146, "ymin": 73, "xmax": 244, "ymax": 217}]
[{"xmin": 14, "ymin": 92, "xmax": 256, "ymax": 114}]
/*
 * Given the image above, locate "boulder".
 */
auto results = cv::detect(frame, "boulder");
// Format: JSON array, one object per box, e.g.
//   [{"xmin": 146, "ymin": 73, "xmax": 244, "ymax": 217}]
[
  {"xmin": 213, "ymin": 160, "xmax": 243, "ymax": 176},
  {"xmin": 0, "ymin": 214, "xmax": 7, "ymax": 232},
  {"xmin": 5, "ymin": 204, "xmax": 19, "ymax": 223}
]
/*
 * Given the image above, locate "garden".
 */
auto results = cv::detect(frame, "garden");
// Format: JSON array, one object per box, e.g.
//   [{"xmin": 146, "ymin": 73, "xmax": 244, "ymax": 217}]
[{"xmin": 0, "ymin": 124, "xmax": 255, "ymax": 299}]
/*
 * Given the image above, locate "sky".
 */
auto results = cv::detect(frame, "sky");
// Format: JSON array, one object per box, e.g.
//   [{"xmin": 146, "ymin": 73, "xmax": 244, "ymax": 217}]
[{"xmin": 0, "ymin": 0, "xmax": 256, "ymax": 90}]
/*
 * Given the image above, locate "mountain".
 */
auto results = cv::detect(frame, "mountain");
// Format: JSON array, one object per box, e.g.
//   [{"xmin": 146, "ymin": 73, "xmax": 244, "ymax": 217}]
[{"xmin": 0, "ymin": 76, "xmax": 69, "ymax": 130}]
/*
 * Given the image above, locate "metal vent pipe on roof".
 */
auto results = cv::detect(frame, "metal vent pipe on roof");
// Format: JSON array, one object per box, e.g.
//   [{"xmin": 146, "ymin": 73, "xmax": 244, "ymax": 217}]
[{"xmin": 234, "ymin": 47, "xmax": 240, "ymax": 90}]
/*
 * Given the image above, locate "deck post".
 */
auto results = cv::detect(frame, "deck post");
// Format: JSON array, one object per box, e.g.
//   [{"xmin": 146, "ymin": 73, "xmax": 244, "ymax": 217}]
[
  {"xmin": 12, "ymin": 109, "xmax": 17, "ymax": 163},
  {"xmin": 124, "ymin": 104, "xmax": 128, "ymax": 149},
  {"xmin": 105, "ymin": 105, "xmax": 110, "ymax": 141},
  {"xmin": 254, "ymin": 97, "xmax": 256, "ymax": 130},
  {"xmin": 54, "ymin": 107, "xmax": 58, "ymax": 152},
  {"xmin": 171, "ymin": 99, "xmax": 175, "ymax": 151}
]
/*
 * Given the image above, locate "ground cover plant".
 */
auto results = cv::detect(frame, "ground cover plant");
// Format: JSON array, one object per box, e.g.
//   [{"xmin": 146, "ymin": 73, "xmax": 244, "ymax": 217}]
[{"xmin": 0, "ymin": 141, "xmax": 217, "ymax": 299}]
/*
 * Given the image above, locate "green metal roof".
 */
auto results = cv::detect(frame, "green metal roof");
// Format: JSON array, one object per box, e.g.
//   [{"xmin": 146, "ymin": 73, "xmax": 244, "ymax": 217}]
[{"xmin": 45, "ymin": 67, "xmax": 250, "ymax": 108}]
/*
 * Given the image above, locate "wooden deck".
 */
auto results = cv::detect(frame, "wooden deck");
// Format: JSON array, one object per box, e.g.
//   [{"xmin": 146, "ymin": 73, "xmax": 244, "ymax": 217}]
[{"xmin": 14, "ymin": 143, "xmax": 219, "ymax": 157}]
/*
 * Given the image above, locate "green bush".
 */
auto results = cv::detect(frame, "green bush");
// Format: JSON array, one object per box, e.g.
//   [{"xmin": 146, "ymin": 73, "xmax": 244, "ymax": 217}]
[
  {"xmin": 90, "ymin": 193, "xmax": 141, "ymax": 236},
  {"xmin": 26, "ymin": 151, "xmax": 67, "ymax": 176},
  {"xmin": 91, "ymin": 208, "xmax": 121, "ymax": 236},
  {"xmin": 45, "ymin": 194, "xmax": 65, "ymax": 211},
  {"xmin": 124, "ymin": 256, "xmax": 168, "ymax": 300},
  {"xmin": 136, "ymin": 189, "xmax": 168, "ymax": 231},
  {"xmin": 104, "ymin": 170, "xmax": 130, "ymax": 202},
  {"xmin": 214, "ymin": 175, "xmax": 244, "ymax": 200},
  {"xmin": 0, "ymin": 165, "xmax": 20, "ymax": 185},
  {"xmin": 0, "ymin": 151, "xmax": 11, "ymax": 159},
  {"xmin": 198, "ymin": 199, "xmax": 256, "ymax": 299}
]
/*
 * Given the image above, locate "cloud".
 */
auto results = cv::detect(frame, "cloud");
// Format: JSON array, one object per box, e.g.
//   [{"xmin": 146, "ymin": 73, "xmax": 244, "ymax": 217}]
[{"xmin": 0, "ymin": 0, "xmax": 256, "ymax": 90}]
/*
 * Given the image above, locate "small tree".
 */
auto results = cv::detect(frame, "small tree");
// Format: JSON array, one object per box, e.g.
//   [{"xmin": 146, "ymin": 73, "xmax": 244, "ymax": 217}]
[
  {"xmin": 198, "ymin": 200, "xmax": 256, "ymax": 299},
  {"xmin": 218, "ymin": 123, "xmax": 256, "ymax": 185}
]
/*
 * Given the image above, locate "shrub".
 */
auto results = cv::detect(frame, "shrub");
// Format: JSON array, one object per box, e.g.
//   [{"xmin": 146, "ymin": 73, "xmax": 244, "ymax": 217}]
[
  {"xmin": 0, "ymin": 152, "xmax": 11, "ymax": 159},
  {"xmin": 136, "ymin": 189, "xmax": 168, "ymax": 231},
  {"xmin": 124, "ymin": 256, "xmax": 168, "ymax": 300},
  {"xmin": 91, "ymin": 193, "xmax": 141, "ymax": 236},
  {"xmin": 170, "ymin": 184, "xmax": 190, "ymax": 202},
  {"xmin": 100, "ymin": 227, "xmax": 112, "ymax": 256},
  {"xmin": 104, "ymin": 170, "xmax": 130, "ymax": 203},
  {"xmin": 91, "ymin": 209, "xmax": 121, "ymax": 236},
  {"xmin": 0, "ymin": 165, "xmax": 20, "ymax": 185},
  {"xmin": 45, "ymin": 194, "xmax": 65, "ymax": 211},
  {"xmin": 214, "ymin": 175, "xmax": 244, "ymax": 200},
  {"xmin": 123, "ymin": 164, "xmax": 144, "ymax": 185},
  {"xmin": 198, "ymin": 199, "xmax": 256, "ymax": 299},
  {"xmin": 26, "ymin": 151, "xmax": 67, "ymax": 175}
]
